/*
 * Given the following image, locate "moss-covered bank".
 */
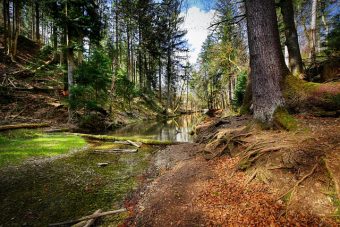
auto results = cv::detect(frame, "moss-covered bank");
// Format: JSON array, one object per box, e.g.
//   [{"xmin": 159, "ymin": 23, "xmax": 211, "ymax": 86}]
[{"xmin": 0, "ymin": 129, "xmax": 86, "ymax": 167}]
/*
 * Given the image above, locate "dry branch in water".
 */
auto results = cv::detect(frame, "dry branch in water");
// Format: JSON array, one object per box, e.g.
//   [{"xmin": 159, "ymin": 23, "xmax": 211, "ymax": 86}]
[{"xmin": 93, "ymin": 149, "xmax": 138, "ymax": 153}]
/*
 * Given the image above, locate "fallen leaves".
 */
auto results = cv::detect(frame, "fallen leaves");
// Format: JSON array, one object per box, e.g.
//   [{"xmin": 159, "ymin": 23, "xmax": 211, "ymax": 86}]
[{"xmin": 195, "ymin": 156, "xmax": 337, "ymax": 226}]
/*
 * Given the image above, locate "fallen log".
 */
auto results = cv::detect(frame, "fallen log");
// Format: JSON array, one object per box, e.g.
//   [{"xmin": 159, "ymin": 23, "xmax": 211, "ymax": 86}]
[
  {"xmin": 93, "ymin": 149, "xmax": 138, "ymax": 153},
  {"xmin": 84, "ymin": 209, "xmax": 102, "ymax": 227},
  {"xmin": 0, "ymin": 123, "xmax": 49, "ymax": 131},
  {"xmin": 113, "ymin": 141, "xmax": 130, "ymax": 145},
  {"xmin": 71, "ymin": 133, "xmax": 176, "ymax": 145},
  {"xmin": 49, "ymin": 208, "xmax": 126, "ymax": 226},
  {"xmin": 44, "ymin": 128, "xmax": 70, "ymax": 133},
  {"xmin": 127, "ymin": 140, "xmax": 142, "ymax": 148}
]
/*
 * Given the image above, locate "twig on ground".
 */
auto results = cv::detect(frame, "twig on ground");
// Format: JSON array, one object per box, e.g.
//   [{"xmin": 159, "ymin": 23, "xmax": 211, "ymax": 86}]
[{"xmin": 49, "ymin": 208, "xmax": 127, "ymax": 226}]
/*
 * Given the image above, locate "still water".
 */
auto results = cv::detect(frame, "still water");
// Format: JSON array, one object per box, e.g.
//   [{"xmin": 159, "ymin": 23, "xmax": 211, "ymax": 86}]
[{"xmin": 109, "ymin": 114, "xmax": 203, "ymax": 142}]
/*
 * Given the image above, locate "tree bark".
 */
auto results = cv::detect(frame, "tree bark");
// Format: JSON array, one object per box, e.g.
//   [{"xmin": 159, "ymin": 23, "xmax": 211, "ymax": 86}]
[
  {"xmin": 280, "ymin": 0, "xmax": 304, "ymax": 76},
  {"xmin": 165, "ymin": 46, "xmax": 171, "ymax": 114},
  {"xmin": 158, "ymin": 57, "xmax": 162, "ymax": 102},
  {"xmin": 310, "ymin": 0, "xmax": 317, "ymax": 63},
  {"xmin": 10, "ymin": 0, "xmax": 20, "ymax": 61},
  {"xmin": 53, "ymin": 24, "xmax": 58, "ymax": 60},
  {"xmin": 245, "ymin": 0, "xmax": 289, "ymax": 123},
  {"xmin": 3, "ymin": 0, "xmax": 8, "ymax": 53},
  {"xmin": 127, "ymin": 27, "xmax": 131, "ymax": 80},
  {"xmin": 35, "ymin": 1, "xmax": 40, "ymax": 43},
  {"xmin": 66, "ymin": 2, "xmax": 74, "ymax": 123}
]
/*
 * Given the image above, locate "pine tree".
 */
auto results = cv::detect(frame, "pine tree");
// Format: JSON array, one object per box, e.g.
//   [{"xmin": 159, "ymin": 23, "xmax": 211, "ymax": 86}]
[{"xmin": 245, "ymin": 0, "xmax": 289, "ymax": 123}]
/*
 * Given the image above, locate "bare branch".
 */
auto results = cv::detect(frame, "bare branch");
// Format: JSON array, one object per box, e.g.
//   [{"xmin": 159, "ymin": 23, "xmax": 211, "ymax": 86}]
[{"xmin": 208, "ymin": 14, "xmax": 246, "ymax": 29}]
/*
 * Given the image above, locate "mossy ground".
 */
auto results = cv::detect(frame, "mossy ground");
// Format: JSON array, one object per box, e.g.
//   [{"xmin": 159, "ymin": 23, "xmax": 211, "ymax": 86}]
[
  {"xmin": 284, "ymin": 75, "xmax": 340, "ymax": 112},
  {"xmin": 0, "ymin": 130, "xmax": 156, "ymax": 226},
  {"xmin": 0, "ymin": 129, "xmax": 86, "ymax": 167},
  {"xmin": 273, "ymin": 108, "xmax": 298, "ymax": 131}
]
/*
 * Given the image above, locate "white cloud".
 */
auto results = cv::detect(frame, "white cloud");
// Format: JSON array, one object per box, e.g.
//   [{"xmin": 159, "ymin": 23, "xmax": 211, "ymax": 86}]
[{"xmin": 181, "ymin": 7, "xmax": 216, "ymax": 64}]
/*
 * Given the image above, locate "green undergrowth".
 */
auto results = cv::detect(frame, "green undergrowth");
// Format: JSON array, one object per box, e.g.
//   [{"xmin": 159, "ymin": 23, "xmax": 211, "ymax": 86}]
[
  {"xmin": 0, "ymin": 140, "xmax": 155, "ymax": 226},
  {"xmin": 0, "ymin": 129, "xmax": 86, "ymax": 168}
]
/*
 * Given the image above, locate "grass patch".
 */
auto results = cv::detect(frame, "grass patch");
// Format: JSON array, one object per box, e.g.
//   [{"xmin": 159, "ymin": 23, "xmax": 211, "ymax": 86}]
[
  {"xmin": 0, "ymin": 129, "xmax": 86, "ymax": 168},
  {"xmin": 0, "ymin": 141, "xmax": 155, "ymax": 226}
]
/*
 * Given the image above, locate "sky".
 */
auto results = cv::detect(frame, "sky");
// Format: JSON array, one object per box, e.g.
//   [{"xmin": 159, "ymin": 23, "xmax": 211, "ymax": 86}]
[{"xmin": 180, "ymin": 1, "xmax": 216, "ymax": 64}]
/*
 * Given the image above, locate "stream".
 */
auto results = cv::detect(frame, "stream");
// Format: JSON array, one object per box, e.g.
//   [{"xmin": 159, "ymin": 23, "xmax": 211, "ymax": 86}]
[
  {"xmin": 0, "ymin": 114, "xmax": 204, "ymax": 225},
  {"xmin": 109, "ymin": 113, "xmax": 203, "ymax": 142}
]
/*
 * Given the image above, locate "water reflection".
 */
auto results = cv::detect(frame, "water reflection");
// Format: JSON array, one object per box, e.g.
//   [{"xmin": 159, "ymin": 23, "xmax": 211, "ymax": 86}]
[{"xmin": 109, "ymin": 114, "xmax": 202, "ymax": 142}]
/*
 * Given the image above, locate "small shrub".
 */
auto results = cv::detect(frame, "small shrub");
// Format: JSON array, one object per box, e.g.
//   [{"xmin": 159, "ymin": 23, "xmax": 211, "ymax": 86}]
[
  {"xmin": 115, "ymin": 69, "xmax": 139, "ymax": 108},
  {"xmin": 71, "ymin": 48, "xmax": 112, "ymax": 112},
  {"xmin": 232, "ymin": 71, "xmax": 248, "ymax": 109}
]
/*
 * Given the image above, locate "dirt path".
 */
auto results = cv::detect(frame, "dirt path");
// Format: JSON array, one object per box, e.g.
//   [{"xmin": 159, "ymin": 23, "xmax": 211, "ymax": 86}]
[
  {"xmin": 127, "ymin": 116, "xmax": 339, "ymax": 226},
  {"xmin": 132, "ymin": 144, "xmax": 210, "ymax": 226}
]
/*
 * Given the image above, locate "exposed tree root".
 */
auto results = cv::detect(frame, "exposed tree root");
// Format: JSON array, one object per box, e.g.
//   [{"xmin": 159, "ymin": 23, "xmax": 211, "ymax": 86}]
[
  {"xmin": 203, "ymin": 131, "xmax": 252, "ymax": 160},
  {"xmin": 245, "ymin": 169, "xmax": 258, "ymax": 185},
  {"xmin": 237, "ymin": 142, "xmax": 285, "ymax": 170},
  {"xmin": 279, "ymin": 164, "xmax": 318, "ymax": 205}
]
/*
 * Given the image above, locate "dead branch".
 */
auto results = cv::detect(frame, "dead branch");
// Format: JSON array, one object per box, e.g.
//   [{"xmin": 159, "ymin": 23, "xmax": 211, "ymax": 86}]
[
  {"xmin": 49, "ymin": 208, "xmax": 126, "ymax": 226},
  {"xmin": 209, "ymin": 14, "xmax": 246, "ymax": 29},
  {"xmin": 245, "ymin": 169, "xmax": 258, "ymax": 185},
  {"xmin": 84, "ymin": 209, "xmax": 102, "ymax": 227},
  {"xmin": 127, "ymin": 140, "xmax": 142, "ymax": 148},
  {"xmin": 93, "ymin": 149, "xmax": 138, "ymax": 153}
]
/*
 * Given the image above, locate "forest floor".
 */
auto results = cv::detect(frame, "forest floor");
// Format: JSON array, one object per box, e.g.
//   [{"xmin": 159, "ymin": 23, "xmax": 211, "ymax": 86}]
[{"xmin": 126, "ymin": 114, "xmax": 340, "ymax": 226}]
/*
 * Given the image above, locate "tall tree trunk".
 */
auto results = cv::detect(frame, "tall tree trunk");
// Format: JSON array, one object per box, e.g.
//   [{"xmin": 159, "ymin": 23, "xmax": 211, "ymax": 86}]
[
  {"xmin": 280, "ymin": 0, "xmax": 304, "ymax": 76},
  {"xmin": 127, "ymin": 21, "xmax": 131, "ymax": 80},
  {"xmin": 185, "ymin": 67, "xmax": 189, "ymax": 112},
  {"xmin": 158, "ymin": 57, "xmax": 162, "ymax": 102},
  {"xmin": 35, "ymin": 1, "xmax": 40, "ymax": 43},
  {"xmin": 31, "ymin": 1, "xmax": 35, "ymax": 40},
  {"xmin": 165, "ymin": 47, "xmax": 171, "ymax": 115},
  {"xmin": 66, "ymin": 3, "xmax": 74, "ymax": 123},
  {"xmin": 11, "ymin": 0, "xmax": 20, "ymax": 61},
  {"xmin": 78, "ymin": 35, "xmax": 83, "ymax": 65},
  {"xmin": 310, "ymin": 0, "xmax": 317, "ymax": 62},
  {"xmin": 53, "ymin": 24, "xmax": 58, "ymax": 60},
  {"xmin": 228, "ymin": 78, "xmax": 232, "ymax": 105},
  {"xmin": 3, "ymin": 0, "xmax": 8, "ymax": 54},
  {"xmin": 138, "ymin": 27, "xmax": 143, "ymax": 89},
  {"xmin": 7, "ymin": 0, "xmax": 11, "ymax": 55},
  {"xmin": 320, "ymin": 2, "xmax": 329, "ymax": 47},
  {"xmin": 245, "ymin": 0, "xmax": 289, "ymax": 123},
  {"xmin": 60, "ymin": 27, "xmax": 67, "ymax": 65}
]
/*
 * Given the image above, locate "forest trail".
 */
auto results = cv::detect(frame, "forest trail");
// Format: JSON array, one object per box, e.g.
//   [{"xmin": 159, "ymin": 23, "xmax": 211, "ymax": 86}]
[{"xmin": 127, "ymin": 115, "xmax": 340, "ymax": 226}]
